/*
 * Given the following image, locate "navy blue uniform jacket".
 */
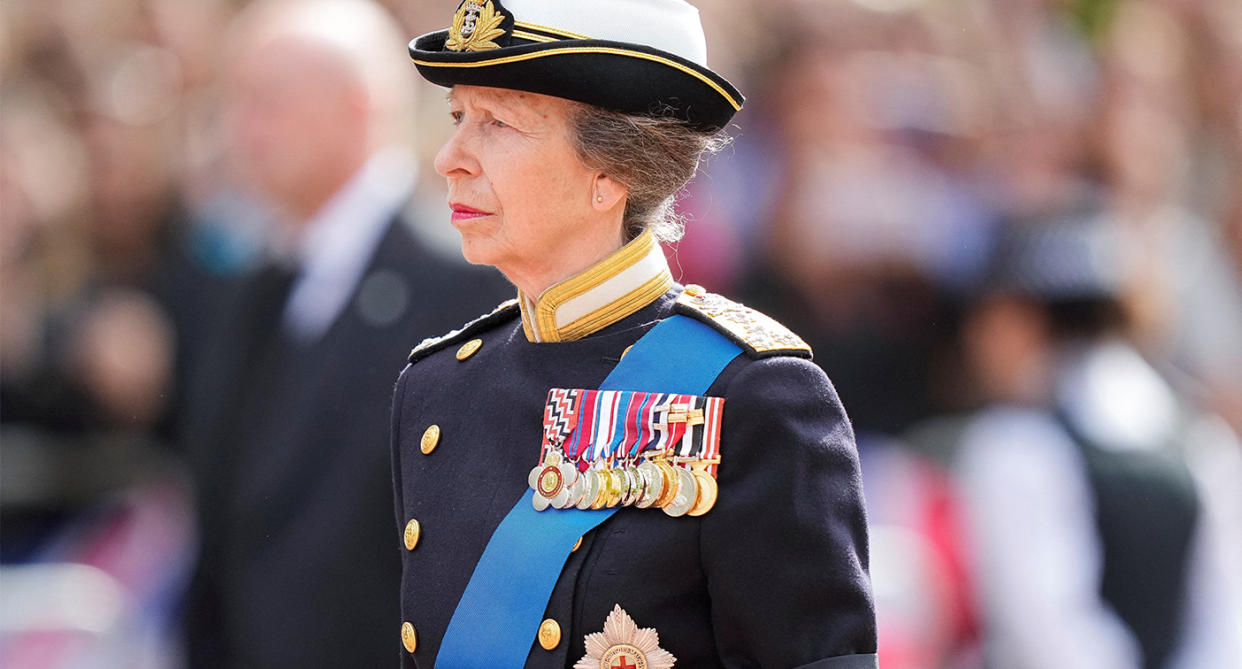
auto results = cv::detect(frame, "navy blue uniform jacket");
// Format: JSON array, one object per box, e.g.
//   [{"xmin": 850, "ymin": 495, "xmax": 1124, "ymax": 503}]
[{"xmin": 391, "ymin": 279, "xmax": 877, "ymax": 667}]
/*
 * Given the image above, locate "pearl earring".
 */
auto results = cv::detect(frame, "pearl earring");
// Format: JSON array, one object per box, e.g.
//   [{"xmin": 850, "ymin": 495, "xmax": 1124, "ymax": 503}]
[{"xmin": 596, "ymin": 194, "xmax": 605, "ymax": 203}]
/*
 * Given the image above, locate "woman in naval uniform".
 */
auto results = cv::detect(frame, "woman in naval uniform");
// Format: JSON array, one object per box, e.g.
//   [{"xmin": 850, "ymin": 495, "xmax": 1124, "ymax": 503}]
[{"xmin": 391, "ymin": 1, "xmax": 877, "ymax": 666}]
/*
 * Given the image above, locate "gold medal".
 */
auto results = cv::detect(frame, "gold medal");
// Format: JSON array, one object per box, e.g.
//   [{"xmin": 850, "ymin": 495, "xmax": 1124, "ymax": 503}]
[
  {"xmin": 653, "ymin": 460, "xmax": 679, "ymax": 508},
  {"xmin": 536, "ymin": 465, "xmax": 564, "ymax": 499},
  {"xmin": 615, "ymin": 469, "xmax": 631, "ymax": 506},
  {"xmin": 616, "ymin": 467, "xmax": 635, "ymax": 507},
  {"xmin": 591, "ymin": 469, "xmax": 613, "ymax": 510},
  {"xmin": 620, "ymin": 465, "xmax": 644, "ymax": 506},
  {"xmin": 687, "ymin": 469, "xmax": 718, "ymax": 516},
  {"xmin": 605, "ymin": 469, "xmax": 626, "ymax": 508},
  {"xmin": 662, "ymin": 467, "xmax": 699, "ymax": 517}
]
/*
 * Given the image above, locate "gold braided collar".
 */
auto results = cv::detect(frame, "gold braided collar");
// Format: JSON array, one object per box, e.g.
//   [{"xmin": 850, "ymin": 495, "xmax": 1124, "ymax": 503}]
[{"xmin": 519, "ymin": 230, "xmax": 672, "ymax": 343}]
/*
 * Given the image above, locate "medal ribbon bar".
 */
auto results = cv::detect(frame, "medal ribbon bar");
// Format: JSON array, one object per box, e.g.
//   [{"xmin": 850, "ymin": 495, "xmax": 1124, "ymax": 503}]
[{"xmin": 533, "ymin": 387, "xmax": 725, "ymax": 513}]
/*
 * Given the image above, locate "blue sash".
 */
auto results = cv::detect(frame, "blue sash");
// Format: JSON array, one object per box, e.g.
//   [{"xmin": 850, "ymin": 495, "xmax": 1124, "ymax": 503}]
[{"xmin": 436, "ymin": 314, "xmax": 742, "ymax": 666}]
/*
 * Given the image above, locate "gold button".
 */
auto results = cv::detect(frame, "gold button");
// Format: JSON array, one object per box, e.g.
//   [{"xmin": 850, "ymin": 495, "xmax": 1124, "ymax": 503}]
[
  {"xmin": 537, "ymin": 618, "xmax": 561, "ymax": 650},
  {"xmin": 403, "ymin": 519, "xmax": 421, "ymax": 551},
  {"xmin": 571, "ymin": 536, "xmax": 583, "ymax": 553},
  {"xmin": 456, "ymin": 338, "xmax": 483, "ymax": 361},
  {"xmin": 684, "ymin": 284, "xmax": 706, "ymax": 297},
  {"xmin": 401, "ymin": 622, "xmax": 417, "ymax": 653},
  {"xmin": 420, "ymin": 425, "xmax": 441, "ymax": 455}
]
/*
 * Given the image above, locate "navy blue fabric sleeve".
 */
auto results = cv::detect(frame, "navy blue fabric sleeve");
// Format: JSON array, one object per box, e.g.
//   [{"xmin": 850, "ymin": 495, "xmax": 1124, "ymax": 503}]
[{"xmin": 701, "ymin": 356, "xmax": 877, "ymax": 666}]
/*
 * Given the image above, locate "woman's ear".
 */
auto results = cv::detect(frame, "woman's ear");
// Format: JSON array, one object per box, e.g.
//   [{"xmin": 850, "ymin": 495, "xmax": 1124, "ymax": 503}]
[{"xmin": 592, "ymin": 174, "xmax": 626, "ymax": 212}]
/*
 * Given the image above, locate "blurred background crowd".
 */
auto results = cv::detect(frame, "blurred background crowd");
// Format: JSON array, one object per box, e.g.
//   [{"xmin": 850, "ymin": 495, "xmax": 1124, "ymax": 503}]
[{"xmin": 2, "ymin": 0, "xmax": 1240, "ymax": 667}]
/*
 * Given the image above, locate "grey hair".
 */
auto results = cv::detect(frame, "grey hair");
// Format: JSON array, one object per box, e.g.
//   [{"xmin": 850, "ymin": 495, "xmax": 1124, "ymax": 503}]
[{"xmin": 568, "ymin": 104, "xmax": 730, "ymax": 243}]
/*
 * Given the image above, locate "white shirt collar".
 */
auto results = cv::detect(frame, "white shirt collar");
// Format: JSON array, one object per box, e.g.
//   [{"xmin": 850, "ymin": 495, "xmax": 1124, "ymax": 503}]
[{"xmin": 281, "ymin": 148, "xmax": 417, "ymax": 342}]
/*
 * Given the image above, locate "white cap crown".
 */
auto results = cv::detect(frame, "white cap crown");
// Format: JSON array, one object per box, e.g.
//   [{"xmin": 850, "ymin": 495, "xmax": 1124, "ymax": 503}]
[{"xmin": 505, "ymin": 0, "xmax": 707, "ymax": 65}]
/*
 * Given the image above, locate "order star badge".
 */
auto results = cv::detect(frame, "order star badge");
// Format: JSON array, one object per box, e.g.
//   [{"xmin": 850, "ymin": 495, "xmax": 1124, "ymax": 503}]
[{"xmin": 574, "ymin": 605, "xmax": 676, "ymax": 669}]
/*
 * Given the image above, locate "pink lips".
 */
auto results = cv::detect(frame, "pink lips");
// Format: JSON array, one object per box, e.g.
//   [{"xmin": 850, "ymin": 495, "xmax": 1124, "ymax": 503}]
[{"xmin": 450, "ymin": 202, "xmax": 491, "ymax": 223}]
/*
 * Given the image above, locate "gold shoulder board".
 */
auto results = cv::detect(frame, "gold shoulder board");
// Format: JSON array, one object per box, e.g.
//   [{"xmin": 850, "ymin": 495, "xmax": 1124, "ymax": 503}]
[{"xmin": 675, "ymin": 286, "xmax": 812, "ymax": 359}]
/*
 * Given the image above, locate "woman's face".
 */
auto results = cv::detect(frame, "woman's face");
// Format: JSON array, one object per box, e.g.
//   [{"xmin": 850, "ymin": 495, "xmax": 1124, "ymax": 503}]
[{"xmin": 435, "ymin": 85, "xmax": 608, "ymax": 286}]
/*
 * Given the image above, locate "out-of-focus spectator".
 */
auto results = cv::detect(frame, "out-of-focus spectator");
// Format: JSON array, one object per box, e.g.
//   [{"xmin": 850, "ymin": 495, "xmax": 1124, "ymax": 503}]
[
  {"xmin": 1093, "ymin": 0, "xmax": 1242, "ymax": 433},
  {"xmin": 0, "ymin": 46, "xmax": 198, "ymax": 437},
  {"xmin": 1, "ymin": 4, "xmax": 206, "ymax": 666},
  {"xmin": 175, "ymin": 1, "xmax": 511, "ymax": 667},
  {"xmin": 953, "ymin": 213, "xmax": 1242, "ymax": 669},
  {"xmin": 735, "ymin": 1, "xmax": 997, "ymax": 435}
]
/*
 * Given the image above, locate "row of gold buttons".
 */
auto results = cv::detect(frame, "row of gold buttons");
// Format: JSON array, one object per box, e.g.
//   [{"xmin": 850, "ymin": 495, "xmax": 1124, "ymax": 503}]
[{"xmin": 401, "ymin": 337, "xmax": 581, "ymax": 655}]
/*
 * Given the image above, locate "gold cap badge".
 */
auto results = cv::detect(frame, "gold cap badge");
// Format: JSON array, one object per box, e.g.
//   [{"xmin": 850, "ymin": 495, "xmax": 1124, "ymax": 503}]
[{"xmin": 446, "ymin": 0, "xmax": 507, "ymax": 52}]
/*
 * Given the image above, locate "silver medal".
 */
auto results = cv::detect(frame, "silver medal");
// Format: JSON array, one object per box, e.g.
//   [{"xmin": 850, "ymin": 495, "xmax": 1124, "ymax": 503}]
[
  {"xmin": 635, "ymin": 460, "xmax": 662, "ymax": 509},
  {"xmin": 662, "ymin": 467, "xmax": 700, "ymax": 517}
]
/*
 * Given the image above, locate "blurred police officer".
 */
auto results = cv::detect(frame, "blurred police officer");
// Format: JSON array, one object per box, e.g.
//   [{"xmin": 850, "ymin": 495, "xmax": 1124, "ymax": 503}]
[{"xmin": 955, "ymin": 213, "xmax": 1241, "ymax": 669}]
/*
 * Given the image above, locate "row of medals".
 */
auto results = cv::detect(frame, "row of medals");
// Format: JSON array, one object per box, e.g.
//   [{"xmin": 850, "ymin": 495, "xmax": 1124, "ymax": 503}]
[{"xmin": 529, "ymin": 450, "xmax": 718, "ymax": 517}]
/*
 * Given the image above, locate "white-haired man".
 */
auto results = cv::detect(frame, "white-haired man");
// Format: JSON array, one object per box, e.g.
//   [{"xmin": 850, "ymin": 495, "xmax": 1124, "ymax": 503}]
[{"xmin": 178, "ymin": 2, "xmax": 509, "ymax": 666}]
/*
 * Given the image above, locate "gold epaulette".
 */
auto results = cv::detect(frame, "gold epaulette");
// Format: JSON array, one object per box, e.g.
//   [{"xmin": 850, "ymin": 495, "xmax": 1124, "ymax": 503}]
[
  {"xmin": 408, "ymin": 298, "xmax": 520, "ymax": 364},
  {"xmin": 674, "ymin": 285, "xmax": 812, "ymax": 360}
]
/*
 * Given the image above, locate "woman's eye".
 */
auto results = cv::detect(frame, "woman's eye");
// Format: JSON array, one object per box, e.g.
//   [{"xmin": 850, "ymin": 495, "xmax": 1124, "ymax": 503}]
[
  {"xmin": 450, "ymin": 111, "xmax": 464, "ymax": 125},
  {"xmin": 492, "ymin": 119, "xmax": 509, "ymax": 128}
]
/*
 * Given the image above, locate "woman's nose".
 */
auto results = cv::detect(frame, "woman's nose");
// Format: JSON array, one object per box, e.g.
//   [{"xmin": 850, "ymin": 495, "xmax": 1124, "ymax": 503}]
[{"xmin": 434, "ymin": 126, "xmax": 478, "ymax": 178}]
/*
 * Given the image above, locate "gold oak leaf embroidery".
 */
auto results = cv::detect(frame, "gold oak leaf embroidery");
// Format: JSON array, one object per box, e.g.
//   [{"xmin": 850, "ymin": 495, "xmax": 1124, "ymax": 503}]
[{"xmin": 446, "ymin": 1, "xmax": 507, "ymax": 52}]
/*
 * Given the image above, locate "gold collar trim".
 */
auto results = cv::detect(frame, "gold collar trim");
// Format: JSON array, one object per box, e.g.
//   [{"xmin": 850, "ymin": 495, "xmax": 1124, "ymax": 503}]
[{"xmin": 519, "ymin": 230, "xmax": 672, "ymax": 343}]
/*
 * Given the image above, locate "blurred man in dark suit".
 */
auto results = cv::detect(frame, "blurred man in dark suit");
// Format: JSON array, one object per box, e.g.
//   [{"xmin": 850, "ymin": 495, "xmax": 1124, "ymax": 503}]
[{"xmin": 178, "ymin": 1, "xmax": 510, "ymax": 666}]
